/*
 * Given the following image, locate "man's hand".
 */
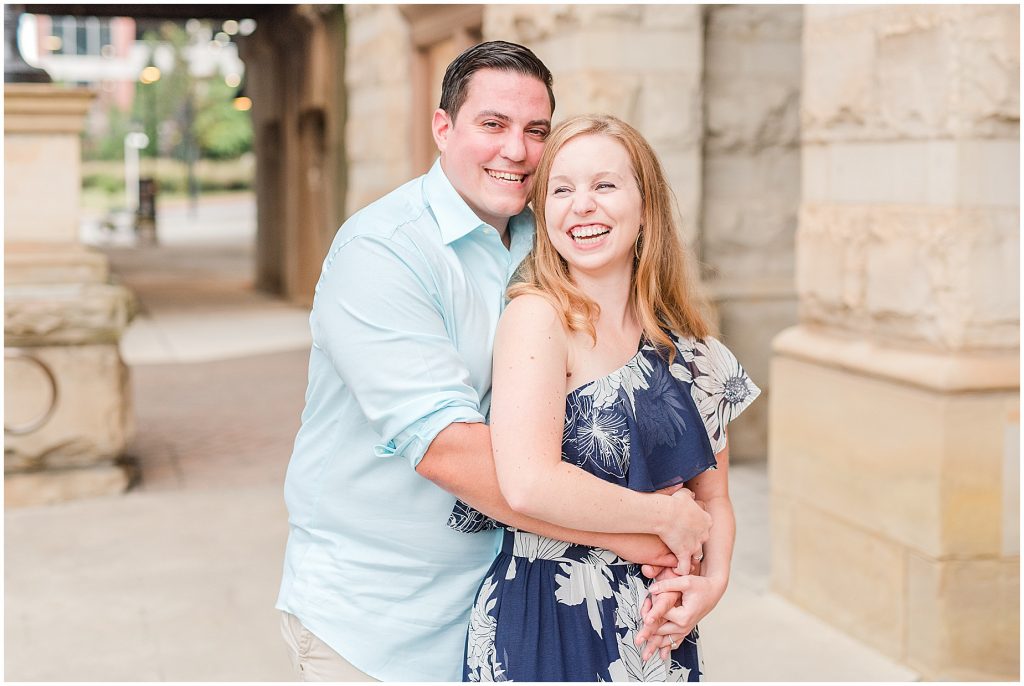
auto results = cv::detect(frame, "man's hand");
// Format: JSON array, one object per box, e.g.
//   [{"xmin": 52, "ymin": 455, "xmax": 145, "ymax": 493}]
[
  {"xmin": 656, "ymin": 488, "xmax": 712, "ymax": 574},
  {"xmin": 605, "ymin": 534, "xmax": 678, "ymax": 569}
]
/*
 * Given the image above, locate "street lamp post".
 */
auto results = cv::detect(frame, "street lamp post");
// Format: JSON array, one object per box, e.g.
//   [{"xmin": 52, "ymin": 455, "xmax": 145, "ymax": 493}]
[{"xmin": 123, "ymin": 131, "xmax": 149, "ymax": 214}]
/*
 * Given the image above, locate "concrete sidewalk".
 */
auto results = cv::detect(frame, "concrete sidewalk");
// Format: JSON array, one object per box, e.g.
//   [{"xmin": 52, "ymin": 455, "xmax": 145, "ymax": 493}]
[{"xmin": 4, "ymin": 194, "xmax": 919, "ymax": 681}]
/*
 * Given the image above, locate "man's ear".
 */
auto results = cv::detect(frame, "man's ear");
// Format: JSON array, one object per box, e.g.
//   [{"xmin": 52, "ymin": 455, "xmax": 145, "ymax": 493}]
[{"xmin": 431, "ymin": 108, "xmax": 453, "ymax": 153}]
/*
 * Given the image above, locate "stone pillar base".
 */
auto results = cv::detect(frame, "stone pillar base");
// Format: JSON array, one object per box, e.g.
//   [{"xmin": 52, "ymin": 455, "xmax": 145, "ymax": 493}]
[
  {"xmin": 5, "ymin": 246, "xmax": 134, "ymax": 509},
  {"xmin": 5, "ymin": 462, "xmax": 134, "ymax": 508},
  {"xmin": 770, "ymin": 326, "xmax": 1019, "ymax": 680}
]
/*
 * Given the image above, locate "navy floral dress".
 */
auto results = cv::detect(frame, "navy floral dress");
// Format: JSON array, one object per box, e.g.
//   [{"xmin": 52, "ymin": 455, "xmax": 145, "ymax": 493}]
[{"xmin": 449, "ymin": 332, "xmax": 760, "ymax": 682}]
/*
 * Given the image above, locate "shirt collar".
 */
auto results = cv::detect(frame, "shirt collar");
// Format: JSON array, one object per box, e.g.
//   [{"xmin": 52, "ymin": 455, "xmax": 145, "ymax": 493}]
[
  {"xmin": 506, "ymin": 207, "xmax": 535, "ymax": 266},
  {"xmin": 423, "ymin": 159, "xmax": 488, "ymax": 245}
]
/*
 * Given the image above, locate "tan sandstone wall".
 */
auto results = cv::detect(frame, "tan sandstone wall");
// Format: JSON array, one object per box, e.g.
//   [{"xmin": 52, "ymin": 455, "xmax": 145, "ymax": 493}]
[
  {"xmin": 344, "ymin": 5, "xmax": 414, "ymax": 214},
  {"xmin": 702, "ymin": 6, "xmax": 802, "ymax": 460},
  {"xmin": 772, "ymin": 5, "xmax": 1019, "ymax": 680},
  {"xmin": 484, "ymin": 4, "xmax": 704, "ymax": 246}
]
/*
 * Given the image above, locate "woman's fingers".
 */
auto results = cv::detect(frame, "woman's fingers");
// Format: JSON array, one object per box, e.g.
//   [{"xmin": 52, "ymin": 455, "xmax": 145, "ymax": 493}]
[
  {"xmin": 649, "ymin": 575, "xmax": 694, "ymax": 595},
  {"xmin": 654, "ymin": 620, "xmax": 691, "ymax": 636}
]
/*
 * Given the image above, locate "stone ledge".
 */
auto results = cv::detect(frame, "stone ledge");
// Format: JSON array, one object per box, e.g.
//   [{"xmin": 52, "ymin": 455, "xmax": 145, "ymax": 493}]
[
  {"xmin": 5, "ymin": 282, "xmax": 134, "ymax": 346},
  {"xmin": 772, "ymin": 325, "xmax": 1018, "ymax": 392},
  {"xmin": 5, "ymin": 244, "xmax": 111, "ymax": 284},
  {"xmin": 5, "ymin": 462, "xmax": 132, "ymax": 509},
  {"xmin": 4, "ymin": 84, "xmax": 95, "ymax": 135}
]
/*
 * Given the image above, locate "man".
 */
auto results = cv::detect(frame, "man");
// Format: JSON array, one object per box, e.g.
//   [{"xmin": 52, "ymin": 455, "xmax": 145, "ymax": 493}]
[{"xmin": 277, "ymin": 41, "xmax": 710, "ymax": 682}]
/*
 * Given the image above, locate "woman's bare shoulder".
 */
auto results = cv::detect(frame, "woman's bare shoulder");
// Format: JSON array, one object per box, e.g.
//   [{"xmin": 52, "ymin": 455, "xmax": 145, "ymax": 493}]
[{"xmin": 498, "ymin": 293, "xmax": 568, "ymax": 346}]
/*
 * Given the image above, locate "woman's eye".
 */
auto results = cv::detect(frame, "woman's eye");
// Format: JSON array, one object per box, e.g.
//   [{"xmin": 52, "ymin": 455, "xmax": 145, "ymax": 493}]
[
  {"xmin": 596, "ymin": 182, "xmax": 616, "ymax": 191},
  {"xmin": 552, "ymin": 187, "xmax": 571, "ymax": 195}
]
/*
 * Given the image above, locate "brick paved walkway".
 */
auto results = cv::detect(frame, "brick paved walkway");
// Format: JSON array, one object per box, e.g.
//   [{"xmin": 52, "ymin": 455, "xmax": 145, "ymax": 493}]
[{"xmin": 127, "ymin": 349, "xmax": 308, "ymax": 493}]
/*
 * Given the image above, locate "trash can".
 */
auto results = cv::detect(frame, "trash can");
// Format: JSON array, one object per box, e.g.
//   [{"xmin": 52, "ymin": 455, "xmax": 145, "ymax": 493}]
[{"xmin": 136, "ymin": 177, "xmax": 157, "ymax": 244}]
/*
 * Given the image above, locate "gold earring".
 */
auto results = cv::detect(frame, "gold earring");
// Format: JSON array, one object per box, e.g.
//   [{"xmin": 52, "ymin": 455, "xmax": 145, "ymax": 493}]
[{"xmin": 634, "ymin": 230, "xmax": 643, "ymax": 262}]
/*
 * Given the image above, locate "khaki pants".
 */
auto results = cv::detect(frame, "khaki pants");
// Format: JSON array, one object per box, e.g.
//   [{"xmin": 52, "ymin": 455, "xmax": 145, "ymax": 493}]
[{"xmin": 280, "ymin": 611, "xmax": 378, "ymax": 682}]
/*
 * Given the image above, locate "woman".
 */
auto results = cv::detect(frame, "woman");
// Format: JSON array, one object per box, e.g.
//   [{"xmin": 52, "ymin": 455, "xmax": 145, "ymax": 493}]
[{"xmin": 460, "ymin": 115, "xmax": 759, "ymax": 682}]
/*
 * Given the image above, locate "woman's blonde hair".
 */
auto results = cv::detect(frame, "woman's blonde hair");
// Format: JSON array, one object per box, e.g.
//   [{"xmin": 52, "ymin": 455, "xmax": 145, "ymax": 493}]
[{"xmin": 509, "ymin": 114, "xmax": 712, "ymax": 361}]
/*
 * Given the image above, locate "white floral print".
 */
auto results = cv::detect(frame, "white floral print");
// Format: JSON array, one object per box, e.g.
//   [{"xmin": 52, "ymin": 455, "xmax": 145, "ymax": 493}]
[
  {"xmin": 555, "ymin": 559, "xmax": 616, "ymax": 635},
  {"xmin": 461, "ymin": 333, "xmax": 759, "ymax": 681},
  {"xmin": 682, "ymin": 336, "xmax": 760, "ymax": 454},
  {"xmin": 466, "ymin": 575, "xmax": 506, "ymax": 682}
]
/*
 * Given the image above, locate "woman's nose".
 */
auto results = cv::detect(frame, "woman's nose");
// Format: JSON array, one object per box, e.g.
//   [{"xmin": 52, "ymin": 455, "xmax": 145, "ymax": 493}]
[{"xmin": 572, "ymin": 192, "xmax": 596, "ymax": 215}]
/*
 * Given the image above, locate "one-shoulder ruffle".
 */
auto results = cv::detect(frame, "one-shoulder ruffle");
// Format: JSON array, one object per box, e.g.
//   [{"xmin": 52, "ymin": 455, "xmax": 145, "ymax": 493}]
[{"xmin": 447, "ymin": 332, "xmax": 760, "ymax": 531}]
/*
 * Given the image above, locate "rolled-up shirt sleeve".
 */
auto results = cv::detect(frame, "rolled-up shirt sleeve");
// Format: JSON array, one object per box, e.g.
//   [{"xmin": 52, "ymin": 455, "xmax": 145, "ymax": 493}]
[{"xmin": 311, "ymin": 232, "xmax": 485, "ymax": 469}]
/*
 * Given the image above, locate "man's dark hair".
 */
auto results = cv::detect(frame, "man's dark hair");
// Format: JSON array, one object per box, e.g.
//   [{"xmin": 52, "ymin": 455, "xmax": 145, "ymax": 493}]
[{"xmin": 439, "ymin": 40, "xmax": 555, "ymax": 120}]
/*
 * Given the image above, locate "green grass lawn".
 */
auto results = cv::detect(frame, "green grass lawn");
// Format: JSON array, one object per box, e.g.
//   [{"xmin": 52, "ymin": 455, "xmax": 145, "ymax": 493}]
[{"xmin": 81, "ymin": 155, "xmax": 254, "ymax": 213}]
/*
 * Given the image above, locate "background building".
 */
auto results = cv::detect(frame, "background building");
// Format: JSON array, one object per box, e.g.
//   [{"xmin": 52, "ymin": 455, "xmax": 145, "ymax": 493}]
[{"xmin": 6, "ymin": 4, "xmax": 1019, "ymax": 681}]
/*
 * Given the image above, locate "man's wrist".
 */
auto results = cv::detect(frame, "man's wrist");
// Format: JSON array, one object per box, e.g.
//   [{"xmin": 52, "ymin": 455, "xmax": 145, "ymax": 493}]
[
  {"xmin": 650, "ymin": 494, "xmax": 676, "ymax": 538},
  {"xmin": 705, "ymin": 573, "xmax": 729, "ymax": 597}
]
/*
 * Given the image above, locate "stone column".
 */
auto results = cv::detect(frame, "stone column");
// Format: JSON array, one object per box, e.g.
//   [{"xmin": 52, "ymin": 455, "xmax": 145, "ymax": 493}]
[
  {"xmin": 702, "ymin": 6, "xmax": 802, "ymax": 460},
  {"xmin": 344, "ymin": 5, "xmax": 415, "ymax": 214},
  {"xmin": 4, "ymin": 84, "xmax": 134, "ymax": 507},
  {"xmin": 485, "ymin": 4, "xmax": 704, "ymax": 244},
  {"xmin": 771, "ymin": 6, "xmax": 1019, "ymax": 680}
]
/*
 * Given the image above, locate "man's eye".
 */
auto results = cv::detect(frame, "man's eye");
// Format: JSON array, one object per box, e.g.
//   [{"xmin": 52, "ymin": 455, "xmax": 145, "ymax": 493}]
[
  {"xmin": 528, "ymin": 129, "xmax": 549, "ymax": 139},
  {"xmin": 482, "ymin": 121, "xmax": 501, "ymax": 129}
]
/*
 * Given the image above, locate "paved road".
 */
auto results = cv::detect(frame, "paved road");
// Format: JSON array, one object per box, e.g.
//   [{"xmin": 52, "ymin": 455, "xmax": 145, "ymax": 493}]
[{"xmin": 5, "ymin": 193, "xmax": 919, "ymax": 681}]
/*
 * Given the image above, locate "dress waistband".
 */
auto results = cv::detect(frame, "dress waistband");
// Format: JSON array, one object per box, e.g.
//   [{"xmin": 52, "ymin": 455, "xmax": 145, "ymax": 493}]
[{"xmin": 500, "ymin": 528, "xmax": 634, "ymax": 566}]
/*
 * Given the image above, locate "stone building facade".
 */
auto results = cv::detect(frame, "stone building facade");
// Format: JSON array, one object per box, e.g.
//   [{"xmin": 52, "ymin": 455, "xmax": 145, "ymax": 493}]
[
  {"xmin": 313, "ymin": 5, "xmax": 1018, "ymax": 679},
  {"xmin": 334, "ymin": 4, "xmax": 803, "ymax": 462},
  {"xmin": 771, "ymin": 5, "xmax": 1019, "ymax": 680},
  {"xmin": 8, "ymin": 3, "xmax": 1016, "ymax": 681}
]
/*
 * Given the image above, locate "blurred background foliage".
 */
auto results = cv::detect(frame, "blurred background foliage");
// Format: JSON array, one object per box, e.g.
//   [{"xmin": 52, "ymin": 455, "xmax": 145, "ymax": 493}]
[{"xmin": 80, "ymin": 20, "xmax": 252, "ymax": 206}]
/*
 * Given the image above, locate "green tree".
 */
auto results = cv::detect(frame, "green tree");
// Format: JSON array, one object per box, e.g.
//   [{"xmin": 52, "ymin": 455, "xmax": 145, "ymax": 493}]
[{"xmin": 194, "ymin": 75, "xmax": 252, "ymax": 160}]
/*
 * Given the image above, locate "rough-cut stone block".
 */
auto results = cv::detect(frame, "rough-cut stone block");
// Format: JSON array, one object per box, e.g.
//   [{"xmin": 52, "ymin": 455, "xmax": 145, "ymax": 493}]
[
  {"xmin": 5, "ymin": 463, "xmax": 131, "ymax": 509},
  {"xmin": 863, "ymin": 238, "xmax": 934, "ymax": 318},
  {"xmin": 642, "ymin": 5, "xmax": 701, "ymax": 31},
  {"xmin": 795, "ymin": 212, "xmax": 847, "ymax": 306},
  {"xmin": 705, "ymin": 4, "xmax": 802, "ymax": 42},
  {"xmin": 953, "ymin": 5, "xmax": 1020, "ymax": 139},
  {"xmin": 801, "ymin": 27, "xmax": 876, "ymax": 143},
  {"xmin": 906, "ymin": 553, "xmax": 1020, "ymax": 681},
  {"xmin": 569, "ymin": 4, "xmax": 643, "ymax": 28},
  {"xmin": 770, "ymin": 497, "xmax": 906, "ymax": 658},
  {"xmin": 551, "ymin": 72, "xmax": 643, "ymax": 124},
  {"xmin": 5, "ymin": 344, "xmax": 132, "ymax": 473},
  {"xmin": 483, "ymin": 6, "xmax": 561, "ymax": 45},
  {"xmin": 656, "ymin": 150, "xmax": 701, "ymax": 245},
  {"xmin": 5, "ymin": 282, "xmax": 133, "ymax": 347},
  {"xmin": 798, "ymin": 205, "xmax": 1020, "ymax": 350},
  {"xmin": 540, "ymin": 30, "xmax": 702, "ymax": 75},
  {"xmin": 639, "ymin": 78, "xmax": 701, "ymax": 147},
  {"xmin": 705, "ymin": 81, "xmax": 800, "ymax": 152},
  {"xmin": 875, "ymin": 21, "xmax": 952, "ymax": 138},
  {"xmin": 771, "ymin": 330, "xmax": 1017, "ymax": 557},
  {"xmin": 804, "ymin": 5, "xmax": 1018, "ymax": 141}
]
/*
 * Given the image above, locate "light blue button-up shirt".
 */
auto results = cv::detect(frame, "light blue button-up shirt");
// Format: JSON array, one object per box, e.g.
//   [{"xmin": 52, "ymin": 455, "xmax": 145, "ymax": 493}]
[{"xmin": 276, "ymin": 160, "xmax": 533, "ymax": 681}]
